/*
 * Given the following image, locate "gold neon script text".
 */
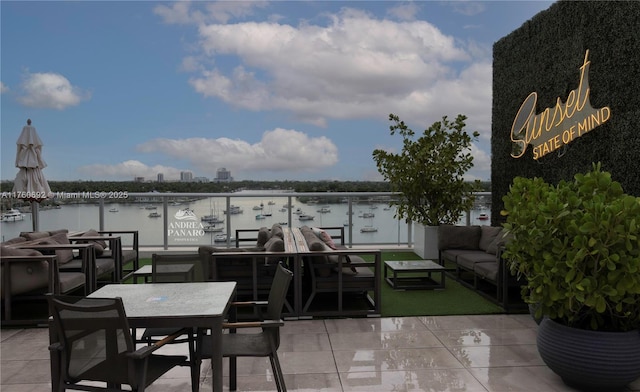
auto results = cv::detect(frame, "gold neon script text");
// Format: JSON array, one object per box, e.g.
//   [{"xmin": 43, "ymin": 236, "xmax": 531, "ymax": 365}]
[{"xmin": 510, "ymin": 50, "xmax": 611, "ymax": 159}]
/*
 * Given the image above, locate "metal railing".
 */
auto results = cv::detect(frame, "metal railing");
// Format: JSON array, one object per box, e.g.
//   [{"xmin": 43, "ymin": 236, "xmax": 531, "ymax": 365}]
[{"xmin": 85, "ymin": 191, "xmax": 491, "ymax": 250}]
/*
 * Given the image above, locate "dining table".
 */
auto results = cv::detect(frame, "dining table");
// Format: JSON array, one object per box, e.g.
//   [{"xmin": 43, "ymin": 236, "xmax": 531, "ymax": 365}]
[{"xmin": 87, "ymin": 281, "xmax": 237, "ymax": 392}]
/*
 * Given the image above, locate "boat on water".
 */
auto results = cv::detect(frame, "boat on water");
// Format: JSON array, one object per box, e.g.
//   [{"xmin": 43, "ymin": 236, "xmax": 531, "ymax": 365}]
[
  {"xmin": 201, "ymin": 215, "xmax": 224, "ymax": 224},
  {"xmin": 224, "ymin": 205, "xmax": 243, "ymax": 214},
  {"xmin": 478, "ymin": 213, "xmax": 489, "ymax": 220},
  {"xmin": 360, "ymin": 226, "xmax": 378, "ymax": 233},
  {"xmin": 214, "ymin": 233, "xmax": 235, "ymax": 243},
  {"xmin": 203, "ymin": 224, "xmax": 223, "ymax": 232},
  {"xmin": 255, "ymin": 214, "xmax": 266, "ymax": 220},
  {"xmin": 252, "ymin": 205, "xmax": 263, "ymax": 210},
  {"xmin": 145, "ymin": 205, "xmax": 157, "ymax": 210},
  {"xmin": 317, "ymin": 206, "xmax": 331, "ymax": 213},
  {"xmin": 108, "ymin": 207, "xmax": 119, "ymax": 213},
  {"xmin": 148, "ymin": 212, "xmax": 161, "ymax": 218},
  {"xmin": 1, "ymin": 209, "xmax": 24, "ymax": 222},
  {"xmin": 361, "ymin": 212, "xmax": 375, "ymax": 218},
  {"xmin": 268, "ymin": 201, "xmax": 276, "ymax": 205},
  {"xmin": 298, "ymin": 214, "xmax": 315, "ymax": 221},
  {"xmin": 292, "ymin": 208, "xmax": 303, "ymax": 215}
]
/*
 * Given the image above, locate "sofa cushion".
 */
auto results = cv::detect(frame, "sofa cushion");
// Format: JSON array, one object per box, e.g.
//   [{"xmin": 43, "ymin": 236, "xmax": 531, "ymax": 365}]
[
  {"xmin": 37, "ymin": 233, "xmax": 74, "ymax": 264},
  {"xmin": 486, "ymin": 230, "xmax": 512, "ymax": 255},
  {"xmin": 75, "ymin": 229, "xmax": 106, "ymax": 256},
  {"xmin": 0, "ymin": 246, "xmax": 50, "ymax": 297},
  {"xmin": 479, "ymin": 226, "xmax": 503, "ymax": 252},
  {"xmin": 438, "ymin": 225, "xmax": 481, "ymax": 250},
  {"xmin": 312, "ymin": 227, "xmax": 337, "ymax": 250},
  {"xmin": 456, "ymin": 252, "xmax": 497, "ymax": 271},
  {"xmin": 474, "ymin": 262, "xmax": 498, "ymax": 282},
  {"xmin": 1, "ymin": 236, "xmax": 27, "ymax": 246},
  {"xmin": 264, "ymin": 236, "xmax": 285, "ymax": 252},
  {"xmin": 48, "ymin": 229, "xmax": 69, "ymax": 236},
  {"xmin": 20, "ymin": 231, "xmax": 52, "ymax": 241},
  {"xmin": 256, "ymin": 227, "xmax": 270, "ymax": 248},
  {"xmin": 270, "ymin": 224, "xmax": 284, "ymax": 239}
]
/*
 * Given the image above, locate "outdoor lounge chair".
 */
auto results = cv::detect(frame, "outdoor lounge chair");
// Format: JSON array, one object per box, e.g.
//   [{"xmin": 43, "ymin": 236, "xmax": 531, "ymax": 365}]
[{"xmin": 1, "ymin": 249, "xmax": 85, "ymax": 326}]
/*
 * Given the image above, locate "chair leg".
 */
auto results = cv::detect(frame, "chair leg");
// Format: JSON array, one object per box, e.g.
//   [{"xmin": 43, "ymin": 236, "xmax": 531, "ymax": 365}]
[
  {"xmin": 269, "ymin": 353, "xmax": 287, "ymax": 392},
  {"xmin": 188, "ymin": 329, "xmax": 200, "ymax": 392},
  {"xmin": 229, "ymin": 356, "xmax": 237, "ymax": 391}
]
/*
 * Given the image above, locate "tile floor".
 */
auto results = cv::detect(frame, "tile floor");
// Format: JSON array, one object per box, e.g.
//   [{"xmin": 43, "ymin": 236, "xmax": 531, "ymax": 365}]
[{"xmin": 2, "ymin": 314, "xmax": 639, "ymax": 391}]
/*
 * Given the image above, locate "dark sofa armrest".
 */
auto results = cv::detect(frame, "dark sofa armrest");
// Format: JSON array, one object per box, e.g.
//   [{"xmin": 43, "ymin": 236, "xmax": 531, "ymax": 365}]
[{"xmin": 15, "ymin": 243, "xmax": 96, "ymax": 293}]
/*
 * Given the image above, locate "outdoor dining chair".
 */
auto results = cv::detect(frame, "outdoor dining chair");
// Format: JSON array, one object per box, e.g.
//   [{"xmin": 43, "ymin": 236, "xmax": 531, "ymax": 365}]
[
  {"xmin": 139, "ymin": 253, "xmax": 204, "ymax": 390},
  {"xmin": 196, "ymin": 262, "xmax": 293, "ymax": 391},
  {"xmin": 47, "ymin": 294, "xmax": 187, "ymax": 392}
]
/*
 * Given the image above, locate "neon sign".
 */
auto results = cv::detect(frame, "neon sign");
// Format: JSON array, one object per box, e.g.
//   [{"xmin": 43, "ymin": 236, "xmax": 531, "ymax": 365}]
[{"xmin": 510, "ymin": 50, "xmax": 611, "ymax": 159}]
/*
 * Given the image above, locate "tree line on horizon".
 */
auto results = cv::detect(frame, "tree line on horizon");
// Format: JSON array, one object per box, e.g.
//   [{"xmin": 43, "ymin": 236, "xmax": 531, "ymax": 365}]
[{"xmin": 1, "ymin": 179, "xmax": 491, "ymax": 195}]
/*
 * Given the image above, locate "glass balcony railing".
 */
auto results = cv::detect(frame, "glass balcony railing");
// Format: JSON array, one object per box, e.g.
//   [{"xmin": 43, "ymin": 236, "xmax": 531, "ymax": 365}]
[{"xmin": 1, "ymin": 191, "xmax": 492, "ymax": 250}]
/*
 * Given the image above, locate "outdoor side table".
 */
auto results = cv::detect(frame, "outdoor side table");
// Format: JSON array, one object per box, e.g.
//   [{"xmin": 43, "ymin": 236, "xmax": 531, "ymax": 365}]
[
  {"xmin": 384, "ymin": 259, "xmax": 446, "ymax": 290},
  {"xmin": 131, "ymin": 264, "xmax": 195, "ymax": 284}
]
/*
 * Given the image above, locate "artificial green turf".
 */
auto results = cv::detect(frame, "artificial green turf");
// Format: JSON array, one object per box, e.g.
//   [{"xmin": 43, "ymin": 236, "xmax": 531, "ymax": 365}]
[
  {"xmin": 376, "ymin": 251, "xmax": 504, "ymax": 317},
  {"xmin": 131, "ymin": 252, "xmax": 505, "ymax": 317}
]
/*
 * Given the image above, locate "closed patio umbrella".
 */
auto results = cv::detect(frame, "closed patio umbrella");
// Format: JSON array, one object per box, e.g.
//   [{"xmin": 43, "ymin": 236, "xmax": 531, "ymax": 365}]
[{"xmin": 12, "ymin": 119, "xmax": 52, "ymax": 231}]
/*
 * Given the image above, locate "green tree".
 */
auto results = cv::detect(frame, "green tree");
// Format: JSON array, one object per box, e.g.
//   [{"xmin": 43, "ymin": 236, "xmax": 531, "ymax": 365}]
[{"xmin": 372, "ymin": 114, "xmax": 480, "ymax": 226}]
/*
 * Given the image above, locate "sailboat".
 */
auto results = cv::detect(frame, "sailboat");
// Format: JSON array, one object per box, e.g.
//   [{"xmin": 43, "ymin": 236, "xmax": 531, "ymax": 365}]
[{"xmin": 202, "ymin": 200, "xmax": 224, "ymax": 224}]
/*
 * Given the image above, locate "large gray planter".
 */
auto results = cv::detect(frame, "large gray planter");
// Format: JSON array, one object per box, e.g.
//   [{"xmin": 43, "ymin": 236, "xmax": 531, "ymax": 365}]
[{"xmin": 537, "ymin": 317, "xmax": 640, "ymax": 391}]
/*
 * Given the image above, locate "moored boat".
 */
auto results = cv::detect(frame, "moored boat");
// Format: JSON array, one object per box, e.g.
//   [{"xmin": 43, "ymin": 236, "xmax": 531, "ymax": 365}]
[{"xmin": 1, "ymin": 209, "xmax": 24, "ymax": 222}]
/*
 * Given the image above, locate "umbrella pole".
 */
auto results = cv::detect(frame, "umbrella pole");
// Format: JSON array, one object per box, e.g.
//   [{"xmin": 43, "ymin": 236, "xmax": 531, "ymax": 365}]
[{"xmin": 31, "ymin": 201, "xmax": 39, "ymax": 232}]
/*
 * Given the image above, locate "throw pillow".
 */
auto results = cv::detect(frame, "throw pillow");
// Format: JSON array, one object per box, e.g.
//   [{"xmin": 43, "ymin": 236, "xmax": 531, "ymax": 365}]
[
  {"xmin": 437, "ymin": 225, "xmax": 482, "ymax": 250},
  {"xmin": 37, "ymin": 233, "xmax": 74, "ymax": 264},
  {"xmin": 20, "ymin": 231, "xmax": 51, "ymax": 241},
  {"xmin": 75, "ymin": 229, "xmax": 106, "ymax": 256},
  {"xmin": 311, "ymin": 227, "xmax": 338, "ymax": 250},
  {"xmin": 270, "ymin": 223, "xmax": 284, "ymax": 239},
  {"xmin": 256, "ymin": 227, "xmax": 270, "ymax": 248},
  {"xmin": 478, "ymin": 226, "xmax": 503, "ymax": 252}
]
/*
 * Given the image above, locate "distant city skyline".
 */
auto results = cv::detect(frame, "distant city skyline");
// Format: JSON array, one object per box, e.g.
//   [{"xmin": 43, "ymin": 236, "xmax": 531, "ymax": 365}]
[{"xmin": 1, "ymin": 1, "xmax": 554, "ymax": 182}]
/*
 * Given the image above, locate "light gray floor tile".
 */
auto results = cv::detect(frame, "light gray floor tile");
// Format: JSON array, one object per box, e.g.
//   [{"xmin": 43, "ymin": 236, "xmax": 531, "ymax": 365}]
[
  {"xmin": 432, "ymin": 327, "xmax": 538, "ymax": 347},
  {"xmin": 324, "ymin": 317, "xmax": 428, "ymax": 333},
  {"xmin": 333, "ymin": 347, "xmax": 464, "ymax": 372},
  {"xmin": 339, "ymin": 369, "xmax": 489, "ymax": 392},
  {"xmin": 329, "ymin": 330, "xmax": 443, "ymax": 350},
  {"xmin": 448, "ymin": 344, "xmax": 544, "ymax": 368}
]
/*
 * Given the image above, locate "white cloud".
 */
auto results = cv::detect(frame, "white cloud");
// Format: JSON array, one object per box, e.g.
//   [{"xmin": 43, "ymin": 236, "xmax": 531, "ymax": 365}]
[
  {"xmin": 77, "ymin": 160, "xmax": 183, "ymax": 180},
  {"xmin": 135, "ymin": 128, "xmax": 338, "ymax": 178},
  {"xmin": 17, "ymin": 71, "xmax": 90, "ymax": 110},
  {"xmin": 154, "ymin": 1, "xmax": 267, "ymax": 25},
  {"xmin": 0, "ymin": 82, "xmax": 8, "ymax": 94},
  {"xmin": 387, "ymin": 3, "xmax": 420, "ymax": 21},
  {"xmin": 450, "ymin": 1, "xmax": 487, "ymax": 17},
  {"xmin": 180, "ymin": 7, "xmax": 492, "ymax": 138}
]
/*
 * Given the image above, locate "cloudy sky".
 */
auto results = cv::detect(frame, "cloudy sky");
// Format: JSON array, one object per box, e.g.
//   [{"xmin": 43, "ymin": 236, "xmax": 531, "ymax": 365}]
[{"xmin": 1, "ymin": 1, "xmax": 553, "ymax": 182}]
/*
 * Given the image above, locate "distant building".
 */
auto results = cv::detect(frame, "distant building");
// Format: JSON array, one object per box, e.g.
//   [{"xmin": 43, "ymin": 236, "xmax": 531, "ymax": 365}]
[
  {"xmin": 193, "ymin": 176, "xmax": 209, "ymax": 183},
  {"xmin": 215, "ymin": 167, "xmax": 233, "ymax": 182},
  {"xmin": 134, "ymin": 176, "xmax": 145, "ymax": 183},
  {"xmin": 157, "ymin": 173, "xmax": 164, "ymax": 182},
  {"xmin": 180, "ymin": 171, "xmax": 193, "ymax": 182}
]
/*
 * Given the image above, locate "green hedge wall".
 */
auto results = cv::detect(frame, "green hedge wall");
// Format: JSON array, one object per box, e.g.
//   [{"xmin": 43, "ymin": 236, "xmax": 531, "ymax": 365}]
[{"xmin": 491, "ymin": 1, "xmax": 640, "ymax": 223}]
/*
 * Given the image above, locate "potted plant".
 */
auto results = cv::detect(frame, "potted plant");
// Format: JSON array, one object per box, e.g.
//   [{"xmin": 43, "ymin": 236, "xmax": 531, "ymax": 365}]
[
  {"xmin": 373, "ymin": 114, "xmax": 480, "ymax": 259},
  {"xmin": 501, "ymin": 163, "xmax": 640, "ymax": 390}
]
